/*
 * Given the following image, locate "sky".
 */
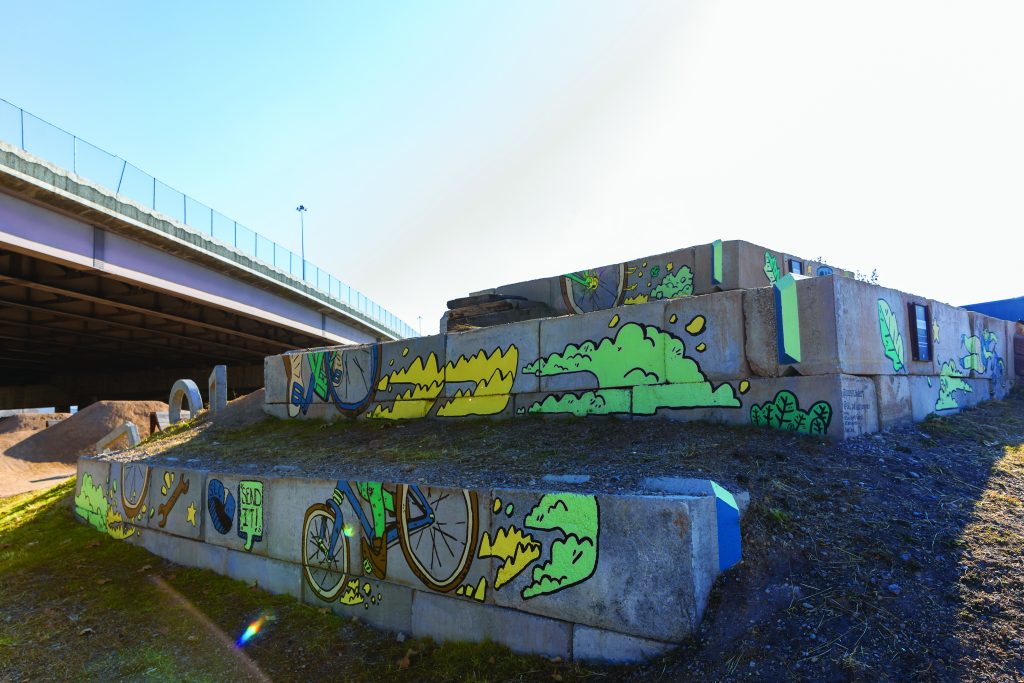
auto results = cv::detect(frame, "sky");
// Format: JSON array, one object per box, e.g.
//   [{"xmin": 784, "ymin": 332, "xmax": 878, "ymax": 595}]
[{"xmin": 1, "ymin": 1, "xmax": 1021, "ymax": 334}]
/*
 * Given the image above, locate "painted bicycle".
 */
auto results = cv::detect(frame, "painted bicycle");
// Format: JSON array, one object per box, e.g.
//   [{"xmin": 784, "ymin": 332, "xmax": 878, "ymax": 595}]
[{"xmin": 302, "ymin": 481, "xmax": 479, "ymax": 601}]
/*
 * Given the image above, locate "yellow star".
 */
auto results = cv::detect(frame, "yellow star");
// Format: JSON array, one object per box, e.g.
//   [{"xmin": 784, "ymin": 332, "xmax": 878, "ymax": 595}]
[
  {"xmin": 186, "ymin": 502, "xmax": 197, "ymax": 527},
  {"xmin": 932, "ymin": 320, "xmax": 940, "ymax": 343}
]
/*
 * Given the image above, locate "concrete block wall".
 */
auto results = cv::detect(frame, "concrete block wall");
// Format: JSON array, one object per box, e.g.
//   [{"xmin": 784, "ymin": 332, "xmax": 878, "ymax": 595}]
[
  {"xmin": 74, "ymin": 457, "xmax": 744, "ymax": 664},
  {"xmin": 267, "ymin": 274, "xmax": 1015, "ymax": 439},
  {"xmin": 475, "ymin": 239, "xmax": 853, "ymax": 318}
]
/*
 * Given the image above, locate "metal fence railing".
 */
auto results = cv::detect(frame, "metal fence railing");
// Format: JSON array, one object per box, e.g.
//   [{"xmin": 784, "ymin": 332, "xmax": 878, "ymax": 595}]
[{"xmin": 0, "ymin": 97, "xmax": 418, "ymax": 340}]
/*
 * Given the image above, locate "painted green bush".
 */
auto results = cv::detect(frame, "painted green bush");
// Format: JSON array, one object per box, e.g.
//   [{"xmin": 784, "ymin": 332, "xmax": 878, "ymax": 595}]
[
  {"xmin": 650, "ymin": 266, "xmax": 693, "ymax": 299},
  {"xmin": 750, "ymin": 390, "xmax": 832, "ymax": 435},
  {"xmin": 877, "ymin": 299, "xmax": 906, "ymax": 373}
]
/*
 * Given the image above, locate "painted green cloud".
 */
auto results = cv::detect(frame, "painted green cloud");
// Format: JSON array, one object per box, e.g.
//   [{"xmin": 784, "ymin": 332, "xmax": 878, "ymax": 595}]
[
  {"xmin": 522, "ymin": 493, "xmax": 599, "ymax": 599},
  {"xmin": 523, "ymin": 322, "xmax": 739, "ymax": 415}
]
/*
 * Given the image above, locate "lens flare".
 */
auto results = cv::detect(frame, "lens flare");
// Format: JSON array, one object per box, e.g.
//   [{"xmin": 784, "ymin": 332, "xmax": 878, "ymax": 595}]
[
  {"xmin": 236, "ymin": 611, "xmax": 274, "ymax": 647},
  {"xmin": 342, "ymin": 524, "xmax": 355, "ymax": 538}
]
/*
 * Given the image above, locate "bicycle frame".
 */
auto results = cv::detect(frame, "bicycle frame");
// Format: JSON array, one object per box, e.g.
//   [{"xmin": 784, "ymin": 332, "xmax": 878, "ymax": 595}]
[{"xmin": 319, "ymin": 481, "xmax": 434, "ymax": 562}]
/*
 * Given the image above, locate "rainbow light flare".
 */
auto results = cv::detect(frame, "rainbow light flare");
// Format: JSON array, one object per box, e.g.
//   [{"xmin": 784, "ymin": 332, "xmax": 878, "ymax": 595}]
[
  {"xmin": 236, "ymin": 611, "xmax": 273, "ymax": 647},
  {"xmin": 342, "ymin": 524, "xmax": 355, "ymax": 538}
]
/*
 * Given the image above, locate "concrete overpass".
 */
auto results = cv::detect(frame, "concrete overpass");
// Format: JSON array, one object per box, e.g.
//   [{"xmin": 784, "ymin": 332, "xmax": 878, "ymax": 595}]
[{"xmin": 0, "ymin": 140, "xmax": 413, "ymax": 410}]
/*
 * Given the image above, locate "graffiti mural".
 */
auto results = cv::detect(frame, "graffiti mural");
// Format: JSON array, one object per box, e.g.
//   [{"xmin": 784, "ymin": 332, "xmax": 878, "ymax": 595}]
[
  {"xmin": 156, "ymin": 471, "xmax": 189, "ymax": 528},
  {"xmin": 479, "ymin": 497, "xmax": 542, "ymax": 590},
  {"xmin": 287, "ymin": 346, "xmax": 383, "ymax": 418},
  {"xmin": 74, "ymin": 472, "xmax": 108, "ymax": 534},
  {"xmin": 369, "ymin": 345, "xmax": 518, "ymax": 419},
  {"xmin": 961, "ymin": 329, "xmax": 1006, "ymax": 387},
  {"xmin": 763, "ymin": 251, "xmax": 781, "ymax": 285},
  {"xmin": 207, "ymin": 478, "xmax": 235, "ymax": 535},
  {"xmin": 521, "ymin": 493, "xmax": 599, "ymax": 599},
  {"xmin": 301, "ymin": 481, "xmax": 480, "ymax": 601},
  {"xmin": 237, "ymin": 481, "xmax": 265, "ymax": 552},
  {"xmin": 750, "ymin": 390, "xmax": 833, "ymax": 435},
  {"xmin": 935, "ymin": 360, "xmax": 972, "ymax": 411},
  {"xmin": 877, "ymin": 299, "xmax": 906, "ymax": 373},
  {"xmin": 520, "ymin": 319, "xmax": 740, "ymax": 416},
  {"xmin": 560, "ymin": 265, "xmax": 625, "ymax": 313}
]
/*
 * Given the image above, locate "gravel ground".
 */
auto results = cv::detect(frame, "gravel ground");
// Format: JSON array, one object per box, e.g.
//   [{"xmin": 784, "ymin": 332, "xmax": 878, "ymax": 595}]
[{"xmin": 103, "ymin": 389, "xmax": 1024, "ymax": 681}]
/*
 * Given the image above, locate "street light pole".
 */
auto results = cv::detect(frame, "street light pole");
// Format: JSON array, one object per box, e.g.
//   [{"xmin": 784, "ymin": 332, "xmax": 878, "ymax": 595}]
[{"xmin": 296, "ymin": 205, "xmax": 307, "ymax": 281}]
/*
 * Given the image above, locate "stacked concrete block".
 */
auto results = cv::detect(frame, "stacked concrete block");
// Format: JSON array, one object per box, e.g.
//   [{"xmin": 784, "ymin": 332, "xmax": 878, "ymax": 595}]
[
  {"xmin": 74, "ymin": 459, "xmax": 743, "ymax": 664},
  {"xmin": 265, "ymin": 241, "xmax": 1017, "ymax": 437}
]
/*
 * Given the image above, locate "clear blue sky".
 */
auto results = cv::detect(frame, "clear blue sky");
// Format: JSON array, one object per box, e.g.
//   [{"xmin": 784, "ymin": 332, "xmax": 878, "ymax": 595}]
[{"xmin": 2, "ymin": 2, "xmax": 1021, "ymax": 332}]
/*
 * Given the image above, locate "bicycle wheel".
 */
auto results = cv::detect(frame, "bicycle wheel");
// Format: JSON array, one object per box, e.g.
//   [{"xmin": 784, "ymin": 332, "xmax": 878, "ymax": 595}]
[
  {"xmin": 301, "ymin": 503, "xmax": 349, "ymax": 601},
  {"xmin": 120, "ymin": 463, "xmax": 150, "ymax": 519},
  {"xmin": 560, "ymin": 264, "xmax": 625, "ymax": 314},
  {"xmin": 330, "ymin": 344, "xmax": 382, "ymax": 417},
  {"xmin": 397, "ymin": 485, "xmax": 478, "ymax": 593}
]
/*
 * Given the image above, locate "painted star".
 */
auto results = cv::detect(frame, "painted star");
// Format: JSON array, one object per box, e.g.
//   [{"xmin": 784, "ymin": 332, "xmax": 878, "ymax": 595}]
[
  {"xmin": 186, "ymin": 501, "xmax": 197, "ymax": 527},
  {"xmin": 933, "ymin": 320, "xmax": 940, "ymax": 343}
]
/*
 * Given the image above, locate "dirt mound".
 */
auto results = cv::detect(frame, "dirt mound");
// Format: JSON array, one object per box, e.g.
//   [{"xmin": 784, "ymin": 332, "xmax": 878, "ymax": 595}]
[
  {"xmin": 6, "ymin": 400, "xmax": 167, "ymax": 464},
  {"xmin": 0, "ymin": 412, "xmax": 71, "ymax": 435},
  {"xmin": 211, "ymin": 388, "xmax": 266, "ymax": 431}
]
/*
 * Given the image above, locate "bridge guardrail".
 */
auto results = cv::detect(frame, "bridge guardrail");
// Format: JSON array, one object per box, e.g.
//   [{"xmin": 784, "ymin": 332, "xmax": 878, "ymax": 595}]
[{"xmin": 0, "ymin": 97, "xmax": 417, "ymax": 340}]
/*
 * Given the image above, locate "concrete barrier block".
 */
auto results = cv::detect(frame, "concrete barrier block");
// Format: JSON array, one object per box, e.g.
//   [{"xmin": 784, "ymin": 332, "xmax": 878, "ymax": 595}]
[
  {"xmin": 909, "ymin": 376, "xmax": 993, "ymax": 422},
  {"xmin": 621, "ymin": 248, "xmax": 696, "ymax": 304},
  {"xmin": 873, "ymin": 375, "xmax": 913, "ymax": 430},
  {"xmin": 208, "ymin": 365, "xmax": 227, "ymax": 416},
  {"xmin": 224, "ymin": 549, "xmax": 303, "ymax": 600},
  {"xmin": 370, "ymin": 336, "xmax": 446, "ymax": 412},
  {"xmin": 302, "ymin": 572, "xmax": 414, "ymax": 634},
  {"xmin": 967, "ymin": 312, "xmax": 1013, "ymax": 393},
  {"xmin": 107, "ymin": 461, "xmax": 151, "ymax": 533},
  {"xmin": 488, "ymin": 489, "xmax": 717, "ymax": 642},
  {"xmin": 146, "ymin": 467, "xmax": 206, "ymax": 540},
  {"xmin": 74, "ymin": 458, "xmax": 110, "ymax": 533},
  {"xmin": 743, "ymin": 374, "xmax": 879, "ymax": 440},
  {"xmin": 138, "ymin": 528, "xmax": 227, "ymax": 574},
  {"xmin": 663, "ymin": 290, "xmax": 748, "ymax": 380},
  {"xmin": 203, "ymin": 473, "xmax": 269, "ymax": 556},
  {"xmin": 265, "ymin": 476, "xmax": 343, "ymax": 566},
  {"xmin": 443, "ymin": 319, "xmax": 540, "ymax": 409},
  {"xmin": 494, "ymin": 276, "xmax": 559, "ymax": 310},
  {"xmin": 532, "ymin": 302, "xmax": 669, "ymax": 394},
  {"xmin": 411, "ymin": 591, "xmax": 572, "ymax": 659},
  {"xmin": 572, "ymin": 625, "xmax": 675, "ymax": 664},
  {"xmin": 835, "ymin": 278, "xmax": 933, "ymax": 376},
  {"xmin": 929, "ymin": 300, "xmax": 971, "ymax": 378},
  {"xmin": 743, "ymin": 277, "xmax": 840, "ymax": 377},
  {"xmin": 637, "ymin": 478, "xmax": 742, "ymax": 574},
  {"xmin": 556, "ymin": 260, "xmax": 632, "ymax": 315},
  {"xmin": 263, "ymin": 354, "xmax": 290, "ymax": 404},
  {"xmin": 371, "ymin": 483, "xmax": 494, "ymax": 604},
  {"xmin": 96, "ymin": 422, "xmax": 141, "ymax": 453},
  {"xmin": 282, "ymin": 346, "xmax": 375, "ymax": 420}
]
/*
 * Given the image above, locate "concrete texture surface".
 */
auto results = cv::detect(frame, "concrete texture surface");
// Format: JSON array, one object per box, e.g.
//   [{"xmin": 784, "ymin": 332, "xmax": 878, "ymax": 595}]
[
  {"xmin": 572, "ymin": 625, "xmax": 675, "ymax": 663},
  {"xmin": 411, "ymin": 591, "xmax": 572, "ymax": 659}
]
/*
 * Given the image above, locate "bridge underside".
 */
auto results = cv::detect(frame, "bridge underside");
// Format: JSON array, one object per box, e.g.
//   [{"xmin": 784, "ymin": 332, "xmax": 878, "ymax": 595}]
[{"xmin": 0, "ymin": 247, "xmax": 328, "ymax": 409}]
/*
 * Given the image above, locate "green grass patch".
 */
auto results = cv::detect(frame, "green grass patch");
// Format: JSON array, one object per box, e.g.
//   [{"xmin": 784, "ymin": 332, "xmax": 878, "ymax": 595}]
[{"xmin": 0, "ymin": 482, "xmax": 601, "ymax": 682}]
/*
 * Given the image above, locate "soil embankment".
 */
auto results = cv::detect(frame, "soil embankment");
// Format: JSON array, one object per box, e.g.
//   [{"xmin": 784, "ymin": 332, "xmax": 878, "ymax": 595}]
[{"xmin": 0, "ymin": 400, "xmax": 166, "ymax": 497}]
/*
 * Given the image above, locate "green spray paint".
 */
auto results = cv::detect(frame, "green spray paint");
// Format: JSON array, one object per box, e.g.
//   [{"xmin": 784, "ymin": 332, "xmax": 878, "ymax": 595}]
[
  {"xmin": 649, "ymin": 266, "xmax": 693, "ymax": 299},
  {"xmin": 711, "ymin": 239, "xmax": 724, "ymax": 285},
  {"xmin": 74, "ymin": 472, "xmax": 108, "ymax": 533},
  {"xmin": 774, "ymin": 274, "xmax": 802, "ymax": 364},
  {"xmin": 935, "ymin": 360, "xmax": 972, "ymax": 411},
  {"xmin": 522, "ymin": 493, "xmax": 599, "ymax": 599},
  {"xmin": 877, "ymin": 299, "xmax": 906, "ymax": 373},
  {"xmin": 763, "ymin": 251, "xmax": 781, "ymax": 285},
  {"xmin": 750, "ymin": 390, "xmax": 832, "ymax": 435},
  {"xmin": 522, "ymin": 322, "xmax": 739, "ymax": 416}
]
